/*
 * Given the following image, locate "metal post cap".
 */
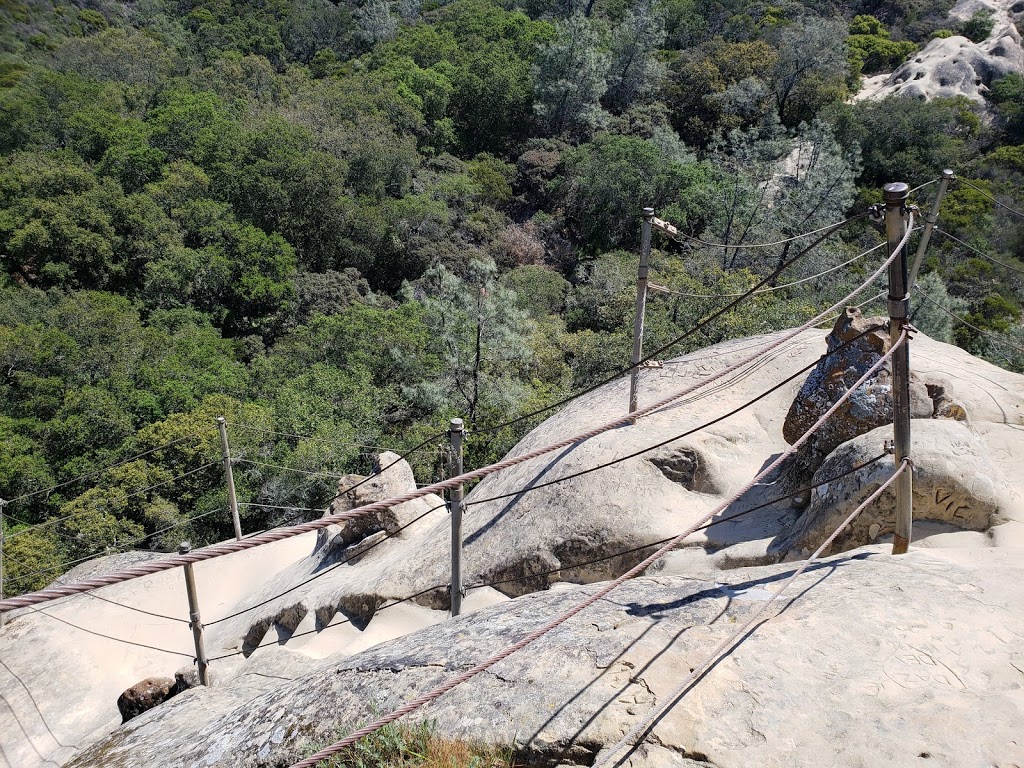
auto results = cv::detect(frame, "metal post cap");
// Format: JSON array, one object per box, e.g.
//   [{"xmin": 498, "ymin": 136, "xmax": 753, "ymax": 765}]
[
  {"xmin": 178, "ymin": 542, "xmax": 192, "ymax": 554},
  {"xmin": 216, "ymin": 416, "xmax": 226, "ymax": 424},
  {"xmin": 942, "ymin": 169, "xmax": 955, "ymax": 178},
  {"xmin": 642, "ymin": 207, "xmax": 655, "ymax": 217},
  {"xmin": 449, "ymin": 417, "xmax": 464, "ymax": 430},
  {"xmin": 883, "ymin": 182, "xmax": 910, "ymax": 201}
]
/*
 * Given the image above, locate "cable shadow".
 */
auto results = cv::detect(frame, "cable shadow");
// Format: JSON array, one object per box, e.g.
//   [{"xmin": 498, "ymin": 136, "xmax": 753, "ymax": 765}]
[
  {"xmin": 518, "ymin": 582, "xmax": 735, "ymax": 764},
  {"xmin": 0, "ymin": 658, "xmax": 79, "ymax": 752},
  {"xmin": 465, "ymin": 441, "xmax": 585, "ymax": 547},
  {"xmin": 607, "ymin": 558, "xmax": 856, "ymax": 767}
]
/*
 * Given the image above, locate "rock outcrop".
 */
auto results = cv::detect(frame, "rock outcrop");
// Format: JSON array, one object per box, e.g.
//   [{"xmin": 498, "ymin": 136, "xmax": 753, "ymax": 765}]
[
  {"xmin": 857, "ymin": 0, "xmax": 1024, "ymax": 105},
  {"xmin": 774, "ymin": 419, "xmax": 1006, "ymax": 558},
  {"xmin": 116, "ymin": 677, "xmax": 179, "ymax": 723},
  {"xmin": 2, "ymin": 326, "xmax": 1023, "ymax": 768},
  {"xmin": 65, "ymin": 550, "xmax": 1024, "ymax": 768}
]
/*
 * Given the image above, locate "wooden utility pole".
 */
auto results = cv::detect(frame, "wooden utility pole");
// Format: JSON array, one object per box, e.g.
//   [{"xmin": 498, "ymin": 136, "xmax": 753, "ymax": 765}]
[
  {"xmin": 629, "ymin": 208, "xmax": 655, "ymax": 421},
  {"xmin": 884, "ymin": 182, "xmax": 914, "ymax": 554},
  {"xmin": 448, "ymin": 418, "xmax": 465, "ymax": 617}
]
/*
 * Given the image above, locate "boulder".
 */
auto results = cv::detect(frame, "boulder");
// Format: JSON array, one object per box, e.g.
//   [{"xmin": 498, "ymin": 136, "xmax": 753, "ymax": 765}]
[
  {"xmin": 116, "ymin": 677, "xmax": 178, "ymax": 723},
  {"xmin": 67, "ymin": 551, "xmax": 1024, "ymax": 768},
  {"xmin": 326, "ymin": 451, "xmax": 446, "ymax": 546},
  {"xmin": 855, "ymin": 0, "xmax": 1024, "ymax": 105},
  {"xmin": 773, "ymin": 420, "xmax": 1009, "ymax": 558},
  {"xmin": 782, "ymin": 309, "xmax": 932, "ymax": 459}
]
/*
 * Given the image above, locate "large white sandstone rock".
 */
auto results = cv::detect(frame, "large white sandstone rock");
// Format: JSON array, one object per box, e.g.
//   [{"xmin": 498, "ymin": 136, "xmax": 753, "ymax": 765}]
[
  {"xmin": 2, "ymin": 327, "xmax": 1024, "ymax": 768},
  {"xmin": 63, "ymin": 549, "xmax": 1024, "ymax": 768},
  {"xmin": 857, "ymin": 0, "xmax": 1024, "ymax": 104}
]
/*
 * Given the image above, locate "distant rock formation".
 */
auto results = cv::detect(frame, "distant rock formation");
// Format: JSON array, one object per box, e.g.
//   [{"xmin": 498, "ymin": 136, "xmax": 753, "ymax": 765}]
[{"xmin": 856, "ymin": 0, "xmax": 1024, "ymax": 104}]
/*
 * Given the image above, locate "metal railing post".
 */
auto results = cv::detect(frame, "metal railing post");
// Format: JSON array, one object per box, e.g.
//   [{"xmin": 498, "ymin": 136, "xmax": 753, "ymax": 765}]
[
  {"xmin": 629, "ymin": 208, "xmax": 655, "ymax": 422},
  {"xmin": 908, "ymin": 169, "xmax": 955, "ymax": 291},
  {"xmin": 179, "ymin": 542, "xmax": 209, "ymax": 686},
  {"xmin": 448, "ymin": 418, "xmax": 465, "ymax": 617},
  {"xmin": 884, "ymin": 182, "xmax": 914, "ymax": 555},
  {"xmin": 216, "ymin": 417, "xmax": 243, "ymax": 541}
]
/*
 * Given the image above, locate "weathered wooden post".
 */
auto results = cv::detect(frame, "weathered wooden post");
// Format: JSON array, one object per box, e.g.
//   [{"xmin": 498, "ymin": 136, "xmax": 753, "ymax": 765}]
[
  {"xmin": 179, "ymin": 542, "xmax": 210, "ymax": 686},
  {"xmin": 884, "ymin": 182, "xmax": 914, "ymax": 554},
  {"xmin": 629, "ymin": 208, "xmax": 655, "ymax": 422},
  {"xmin": 449, "ymin": 418, "xmax": 465, "ymax": 617},
  {"xmin": 216, "ymin": 417, "xmax": 243, "ymax": 541}
]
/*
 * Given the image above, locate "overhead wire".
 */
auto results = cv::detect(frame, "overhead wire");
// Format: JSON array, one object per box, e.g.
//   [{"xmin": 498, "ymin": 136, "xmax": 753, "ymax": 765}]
[
  {"xmin": 666, "ymin": 214, "xmax": 864, "ymax": 250},
  {"xmin": 288, "ymin": 327, "xmax": 910, "ymax": 768},
  {"xmin": 1, "ymin": 432, "xmax": 210, "ymax": 506},
  {"xmin": 932, "ymin": 227, "xmax": 1024, "ymax": 276},
  {"xmin": 234, "ymin": 459, "xmax": 347, "ymax": 481},
  {"xmin": 0, "ymin": 222, "xmax": 909, "ymax": 616},
  {"xmin": 592, "ymin": 459, "xmax": 911, "ymax": 768},
  {"xmin": 469, "ymin": 215, "xmax": 871, "ymax": 437}
]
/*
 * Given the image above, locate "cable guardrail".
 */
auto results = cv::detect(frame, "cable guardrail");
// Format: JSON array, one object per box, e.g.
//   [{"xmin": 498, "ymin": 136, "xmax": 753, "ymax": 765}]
[
  {"xmin": 203, "ymin": 330, "xmax": 878, "ymax": 629},
  {"xmin": 221, "ymin": 422, "xmax": 391, "ymax": 453},
  {"xmin": 591, "ymin": 459, "xmax": 911, "ymax": 768},
  {"xmin": 0, "ymin": 432, "xmax": 211, "ymax": 507},
  {"xmin": 4, "ymin": 460, "xmax": 221, "ymax": 541},
  {"xmin": 916, "ymin": 290, "xmax": 1024, "ymax": 358},
  {"xmin": 290, "ymin": 327, "xmax": 909, "ymax": 768},
  {"xmin": 0, "ymin": 227, "xmax": 907, "ymax": 616},
  {"xmin": 649, "ymin": 242, "xmax": 882, "ymax": 299},
  {"xmin": 469, "ymin": 219, "xmax": 874, "ymax": 438},
  {"xmin": 956, "ymin": 178, "xmax": 1024, "ymax": 220}
]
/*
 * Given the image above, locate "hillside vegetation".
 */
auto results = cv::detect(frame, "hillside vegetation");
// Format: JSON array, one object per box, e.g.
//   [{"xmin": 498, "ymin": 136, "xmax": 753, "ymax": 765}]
[{"xmin": 1, "ymin": 0, "xmax": 1022, "ymax": 594}]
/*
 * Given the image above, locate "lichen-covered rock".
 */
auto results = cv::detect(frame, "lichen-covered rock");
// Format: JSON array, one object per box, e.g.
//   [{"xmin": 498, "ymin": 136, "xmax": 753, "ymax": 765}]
[
  {"xmin": 773, "ymin": 420, "xmax": 1008, "ymax": 558},
  {"xmin": 116, "ymin": 677, "xmax": 178, "ymax": 723},
  {"xmin": 781, "ymin": 309, "xmax": 931, "ymax": 470}
]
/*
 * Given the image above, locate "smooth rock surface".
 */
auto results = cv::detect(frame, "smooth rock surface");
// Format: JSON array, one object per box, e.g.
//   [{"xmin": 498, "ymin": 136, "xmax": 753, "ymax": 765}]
[
  {"xmin": 64, "ymin": 549, "xmax": 1024, "ymax": 768},
  {"xmin": 774, "ymin": 419, "xmax": 1009, "ymax": 557}
]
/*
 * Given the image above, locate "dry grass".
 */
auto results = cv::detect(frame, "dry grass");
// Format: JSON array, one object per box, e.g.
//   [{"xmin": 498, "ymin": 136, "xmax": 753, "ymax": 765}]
[{"xmin": 309, "ymin": 719, "xmax": 519, "ymax": 768}]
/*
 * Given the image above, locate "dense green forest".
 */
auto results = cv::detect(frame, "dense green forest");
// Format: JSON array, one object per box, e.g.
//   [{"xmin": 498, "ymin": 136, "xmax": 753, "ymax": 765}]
[{"xmin": 1, "ymin": 0, "xmax": 1022, "ymax": 594}]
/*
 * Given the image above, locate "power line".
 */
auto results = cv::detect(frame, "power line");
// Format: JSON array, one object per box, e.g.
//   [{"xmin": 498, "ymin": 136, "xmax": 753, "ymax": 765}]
[
  {"xmin": 956, "ymin": 178, "xmax": 1024, "ymax": 220},
  {"xmin": 470, "ymin": 216, "xmax": 873, "ymax": 437},
  {"xmin": 5, "ymin": 461, "xmax": 221, "ymax": 541},
  {"xmin": 932, "ymin": 228, "xmax": 1024, "ymax": 276},
  {"xmin": 592, "ymin": 459, "xmax": 910, "ymax": 768},
  {"xmin": 81, "ymin": 591, "xmax": 188, "ymax": 624},
  {"xmin": 2, "ymin": 432, "xmax": 209, "ymax": 507}
]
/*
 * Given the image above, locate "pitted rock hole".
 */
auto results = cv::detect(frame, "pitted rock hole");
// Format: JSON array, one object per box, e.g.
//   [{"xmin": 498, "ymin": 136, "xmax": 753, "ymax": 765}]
[{"xmin": 649, "ymin": 448, "xmax": 714, "ymax": 493}]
